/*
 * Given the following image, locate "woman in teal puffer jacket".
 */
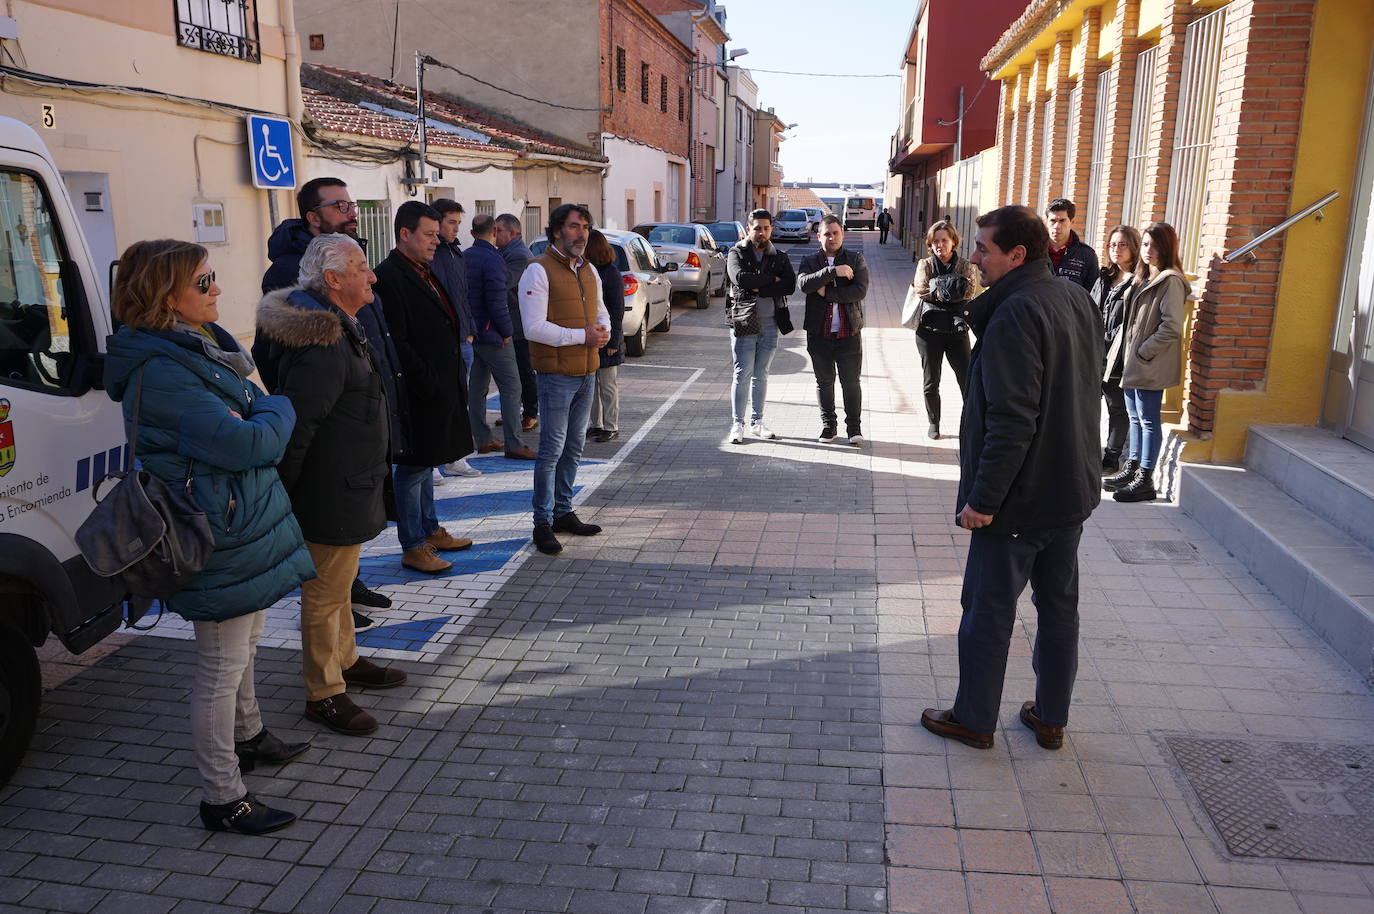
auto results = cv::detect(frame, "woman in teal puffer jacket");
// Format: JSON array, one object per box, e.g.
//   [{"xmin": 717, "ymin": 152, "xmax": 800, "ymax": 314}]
[{"xmin": 104, "ymin": 239, "xmax": 315, "ymax": 836}]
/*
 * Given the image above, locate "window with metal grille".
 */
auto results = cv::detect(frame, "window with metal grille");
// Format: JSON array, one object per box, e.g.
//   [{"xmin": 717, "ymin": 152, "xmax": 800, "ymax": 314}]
[
  {"xmin": 522, "ymin": 206, "xmax": 541, "ymax": 236},
  {"xmin": 1166, "ymin": 6, "xmax": 1228, "ymax": 274},
  {"xmin": 175, "ymin": 0, "xmax": 261, "ymax": 62},
  {"xmin": 641, "ymin": 63, "xmax": 650, "ymax": 104},
  {"xmin": 475, "ymin": 200, "xmax": 495, "ymax": 217},
  {"xmin": 1122, "ymin": 45, "xmax": 1159, "ymax": 226},
  {"xmin": 1083, "ymin": 67, "xmax": 1115, "ymax": 247},
  {"xmin": 660, "ymin": 75, "xmax": 668, "ymax": 112},
  {"xmin": 678, "ymin": 87, "xmax": 685, "ymax": 121},
  {"xmin": 354, "ymin": 200, "xmax": 392, "ymax": 270},
  {"xmin": 615, "ymin": 47, "xmax": 626, "ymax": 92},
  {"xmin": 1038, "ymin": 98, "xmax": 1053, "ymax": 213}
]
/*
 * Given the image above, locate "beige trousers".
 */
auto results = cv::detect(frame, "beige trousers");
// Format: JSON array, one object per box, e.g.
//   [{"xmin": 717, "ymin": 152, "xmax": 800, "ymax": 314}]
[{"xmin": 300, "ymin": 542, "xmax": 361, "ymax": 701}]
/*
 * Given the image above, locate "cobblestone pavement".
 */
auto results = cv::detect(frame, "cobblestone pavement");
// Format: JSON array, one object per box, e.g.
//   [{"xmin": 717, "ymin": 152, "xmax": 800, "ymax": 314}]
[{"xmin": 5, "ymin": 232, "xmax": 1374, "ymax": 913}]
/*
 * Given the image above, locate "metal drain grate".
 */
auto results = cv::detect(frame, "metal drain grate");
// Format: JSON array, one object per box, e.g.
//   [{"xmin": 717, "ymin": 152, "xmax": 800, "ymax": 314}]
[
  {"xmin": 1108, "ymin": 539, "xmax": 1202, "ymax": 564},
  {"xmin": 1167, "ymin": 736, "xmax": 1374, "ymax": 864}
]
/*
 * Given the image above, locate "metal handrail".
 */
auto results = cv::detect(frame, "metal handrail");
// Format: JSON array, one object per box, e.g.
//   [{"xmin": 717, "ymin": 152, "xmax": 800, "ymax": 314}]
[{"xmin": 1223, "ymin": 191, "xmax": 1340, "ymax": 262}]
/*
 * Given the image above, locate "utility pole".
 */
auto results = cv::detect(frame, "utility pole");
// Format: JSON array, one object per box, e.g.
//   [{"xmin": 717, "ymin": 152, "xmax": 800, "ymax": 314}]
[
  {"xmin": 955, "ymin": 85, "xmax": 964, "ymax": 163},
  {"xmin": 415, "ymin": 50, "xmax": 427, "ymax": 191}
]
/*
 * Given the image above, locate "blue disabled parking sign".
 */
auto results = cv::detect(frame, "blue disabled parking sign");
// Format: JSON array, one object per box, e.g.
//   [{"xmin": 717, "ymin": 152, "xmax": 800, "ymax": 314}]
[{"xmin": 246, "ymin": 115, "xmax": 296, "ymax": 189}]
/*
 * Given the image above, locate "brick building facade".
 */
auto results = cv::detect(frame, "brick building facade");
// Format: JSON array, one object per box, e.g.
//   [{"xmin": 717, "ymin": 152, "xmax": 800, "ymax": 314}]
[{"xmin": 983, "ymin": 0, "xmax": 1374, "ymax": 465}]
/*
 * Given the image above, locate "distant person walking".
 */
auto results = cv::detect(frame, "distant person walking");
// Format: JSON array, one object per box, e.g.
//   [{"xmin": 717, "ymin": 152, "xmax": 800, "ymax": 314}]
[
  {"xmin": 1104, "ymin": 221, "xmax": 1187, "ymax": 504},
  {"xmin": 725, "ymin": 209, "xmax": 797, "ymax": 444},
  {"xmin": 798, "ymin": 214, "xmax": 870, "ymax": 446},
  {"xmin": 107, "ymin": 239, "xmax": 313, "ymax": 835},
  {"xmin": 1091, "ymin": 225, "xmax": 1142, "ymax": 476},
  {"xmin": 877, "ymin": 207, "xmax": 893, "ymax": 244},
  {"xmin": 910, "ymin": 220, "xmax": 978, "ymax": 440},
  {"xmin": 585, "ymin": 229, "xmax": 626, "ymax": 443},
  {"xmin": 1045, "ymin": 198, "xmax": 1098, "ymax": 291},
  {"xmin": 518, "ymin": 203, "xmax": 610, "ymax": 555},
  {"xmin": 921, "ymin": 205, "xmax": 1103, "ymax": 753}
]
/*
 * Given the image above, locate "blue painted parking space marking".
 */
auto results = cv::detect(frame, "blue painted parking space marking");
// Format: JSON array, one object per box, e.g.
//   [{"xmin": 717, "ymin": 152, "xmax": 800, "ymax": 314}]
[
  {"xmin": 356, "ymin": 536, "xmax": 528, "ymax": 581},
  {"xmin": 355, "ymin": 614, "xmax": 454, "ymax": 651}
]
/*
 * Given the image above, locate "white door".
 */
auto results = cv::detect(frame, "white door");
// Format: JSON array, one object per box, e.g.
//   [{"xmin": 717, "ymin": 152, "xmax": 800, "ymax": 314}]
[
  {"xmin": 61, "ymin": 173, "xmax": 117, "ymax": 303},
  {"xmin": 1333, "ymin": 63, "xmax": 1374, "ymax": 450},
  {"xmin": 667, "ymin": 163, "xmax": 683, "ymax": 221}
]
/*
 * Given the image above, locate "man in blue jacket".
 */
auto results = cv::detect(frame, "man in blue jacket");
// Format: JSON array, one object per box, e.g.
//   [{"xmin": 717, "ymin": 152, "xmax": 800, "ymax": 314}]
[
  {"xmin": 466, "ymin": 214, "xmax": 535, "ymax": 459},
  {"xmin": 496, "ymin": 213, "xmax": 538, "ymax": 430},
  {"xmin": 1045, "ymin": 198, "xmax": 1098, "ymax": 291}
]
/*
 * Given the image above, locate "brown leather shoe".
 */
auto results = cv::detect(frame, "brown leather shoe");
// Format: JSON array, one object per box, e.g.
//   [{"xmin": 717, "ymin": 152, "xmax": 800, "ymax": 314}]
[
  {"xmin": 304, "ymin": 694, "xmax": 377, "ymax": 735},
  {"xmin": 425, "ymin": 527, "xmax": 472, "ymax": 551},
  {"xmin": 476, "ymin": 441, "xmax": 503, "ymax": 454},
  {"xmin": 504, "ymin": 445, "xmax": 537, "ymax": 460},
  {"xmin": 1019, "ymin": 701, "xmax": 1064, "ymax": 750},
  {"xmin": 402, "ymin": 543, "xmax": 452, "ymax": 573},
  {"xmin": 921, "ymin": 708, "xmax": 994, "ymax": 750},
  {"xmin": 343, "ymin": 657, "xmax": 407, "ymax": 690},
  {"xmin": 521, "ymin": 416, "xmax": 539, "ymax": 432}
]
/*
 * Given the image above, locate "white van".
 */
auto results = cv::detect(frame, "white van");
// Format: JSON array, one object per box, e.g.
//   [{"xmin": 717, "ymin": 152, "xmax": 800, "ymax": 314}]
[
  {"xmin": 843, "ymin": 195, "xmax": 878, "ymax": 231},
  {"xmin": 0, "ymin": 116, "xmax": 134, "ymax": 784}
]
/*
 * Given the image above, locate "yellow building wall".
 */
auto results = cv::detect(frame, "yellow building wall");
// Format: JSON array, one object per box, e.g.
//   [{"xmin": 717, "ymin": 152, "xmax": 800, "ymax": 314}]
[{"xmin": 1200, "ymin": 0, "xmax": 1374, "ymax": 462}]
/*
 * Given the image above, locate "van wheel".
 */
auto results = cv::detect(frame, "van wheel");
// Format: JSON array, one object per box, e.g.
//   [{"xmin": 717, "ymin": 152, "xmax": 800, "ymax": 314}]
[
  {"xmin": 0, "ymin": 621, "xmax": 40, "ymax": 789},
  {"xmin": 625, "ymin": 320, "xmax": 648, "ymax": 357}
]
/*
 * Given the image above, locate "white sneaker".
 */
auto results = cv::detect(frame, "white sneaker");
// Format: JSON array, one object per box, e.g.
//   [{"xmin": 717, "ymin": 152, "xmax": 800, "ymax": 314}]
[
  {"xmin": 750, "ymin": 421, "xmax": 777, "ymax": 440},
  {"xmin": 431, "ymin": 468, "xmax": 448, "ymax": 486},
  {"xmin": 442, "ymin": 458, "xmax": 482, "ymax": 478},
  {"xmin": 728, "ymin": 423, "xmax": 746, "ymax": 444},
  {"xmin": 848, "ymin": 434, "xmax": 865, "ymax": 447}
]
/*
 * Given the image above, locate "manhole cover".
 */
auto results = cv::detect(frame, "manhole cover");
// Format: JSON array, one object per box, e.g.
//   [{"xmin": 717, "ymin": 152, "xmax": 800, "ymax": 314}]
[
  {"xmin": 1167, "ymin": 736, "xmax": 1374, "ymax": 863},
  {"xmin": 1109, "ymin": 539, "xmax": 1201, "ymax": 564}
]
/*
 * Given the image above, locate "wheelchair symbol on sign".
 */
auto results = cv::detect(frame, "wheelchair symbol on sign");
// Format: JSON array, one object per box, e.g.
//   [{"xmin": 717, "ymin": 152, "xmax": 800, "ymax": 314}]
[{"xmin": 257, "ymin": 123, "xmax": 289, "ymax": 182}]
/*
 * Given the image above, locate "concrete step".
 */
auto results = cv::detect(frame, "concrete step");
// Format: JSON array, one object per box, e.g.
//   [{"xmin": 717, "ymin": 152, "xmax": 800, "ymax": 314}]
[
  {"xmin": 1179, "ymin": 463, "xmax": 1374, "ymax": 680},
  {"xmin": 1245, "ymin": 425, "xmax": 1374, "ymax": 552}
]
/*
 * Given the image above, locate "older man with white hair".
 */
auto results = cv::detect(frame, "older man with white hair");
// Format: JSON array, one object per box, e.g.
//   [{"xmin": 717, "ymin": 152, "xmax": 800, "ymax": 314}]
[{"xmin": 255, "ymin": 233, "xmax": 407, "ymax": 738}]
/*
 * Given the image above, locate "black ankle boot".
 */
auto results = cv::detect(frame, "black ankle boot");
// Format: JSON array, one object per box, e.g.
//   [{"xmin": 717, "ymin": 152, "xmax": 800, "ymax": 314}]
[
  {"xmin": 1114, "ymin": 466, "xmax": 1157, "ymax": 503},
  {"xmin": 234, "ymin": 729, "xmax": 310, "ymax": 772},
  {"xmin": 1103, "ymin": 458, "xmax": 1139, "ymax": 492},
  {"xmin": 1101, "ymin": 448, "xmax": 1121, "ymax": 475},
  {"xmin": 552, "ymin": 512, "xmax": 602, "ymax": 536},
  {"xmin": 199, "ymin": 793, "xmax": 296, "ymax": 835}
]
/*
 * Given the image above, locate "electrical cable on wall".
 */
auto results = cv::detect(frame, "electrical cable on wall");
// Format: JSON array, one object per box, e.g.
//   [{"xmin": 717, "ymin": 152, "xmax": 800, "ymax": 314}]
[{"xmin": 422, "ymin": 55, "xmax": 608, "ymax": 112}]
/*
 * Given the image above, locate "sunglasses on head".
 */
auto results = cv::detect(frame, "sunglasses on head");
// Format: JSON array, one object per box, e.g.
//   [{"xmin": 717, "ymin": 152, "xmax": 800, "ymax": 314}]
[{"xmin": 195, "ymin": 271, "xmax": 216, "ymax": 294}]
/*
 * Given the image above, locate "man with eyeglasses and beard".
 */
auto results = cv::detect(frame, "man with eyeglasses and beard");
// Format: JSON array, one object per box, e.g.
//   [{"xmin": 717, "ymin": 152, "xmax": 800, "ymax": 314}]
[{"xmin": 256, "ymin": 177, "xmax": 412, "ymax": 630}]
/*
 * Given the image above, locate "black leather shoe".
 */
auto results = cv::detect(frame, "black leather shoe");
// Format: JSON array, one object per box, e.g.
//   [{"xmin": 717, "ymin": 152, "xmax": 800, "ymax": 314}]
[
  {"xmin": 552, "ymin": 512, "xmax": 602, "ymax": 536},
  {"xmin": 594, "ymin": 430, "xmax": 620, "ymax": 443},
  {"xmin": 585, "ymin": 426, "xmax": 605, "ymax": 439},
  {"xmin": 533, "ymin": 524, "xmax": 563, "ymax": 555},
  {"xmin": 1113, "ymin": 467, "xmax": 1157, "ymax": 503},
  {"xmin": 234, "ymin": 729, "xmax": 310, "ymax": 772},
  {"xmin": 1101, "ymin": 449, "xmax": 1121, "ymax": 475},
  {"xmin": 927, "ymin": 424, "xmax": 940, "ymax": 440},
  {"xmin": 199, "ymin": 793, "xmax": 297, "ymax": 835}
]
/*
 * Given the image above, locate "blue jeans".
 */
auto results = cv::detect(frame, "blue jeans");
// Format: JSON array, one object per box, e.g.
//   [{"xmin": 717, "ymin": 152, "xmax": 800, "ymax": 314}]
[
  {"xmin": 730, "ymin": 321, "xmax": 779, "ymax": 425},
  {"xmin": 393, "ymin": 463, "xmax": 438, "ymax": 551},
  {"xmin": 533, "ymin": 373, "xmax": 595, "ymax": 526},
  {"xmin": 1124, "ymin": 387, "xmax": 1164, "ymax": 469},
  {"xmin": 469, "ymin": 342, "xmax": 526, "ymax": 451},
  {"xmin": 461, "ymin": 341, "xmax": 474, "ymax": 370}
]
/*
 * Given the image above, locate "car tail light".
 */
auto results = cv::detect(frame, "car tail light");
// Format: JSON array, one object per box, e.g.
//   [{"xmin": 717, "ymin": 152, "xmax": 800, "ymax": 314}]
[
  {"xmin": 622, "ymin": 273, "xmax": 639, "ymax": 296},
  {"xmin": 685, "ymin": 252, "xmax": 701, "ymax": 269}
]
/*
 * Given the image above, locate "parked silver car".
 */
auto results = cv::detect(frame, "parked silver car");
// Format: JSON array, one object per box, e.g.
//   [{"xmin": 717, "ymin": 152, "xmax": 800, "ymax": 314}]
[
  {"xmin": 799, "ymin": 207, "xmax": 828, "ymax": 233},
  {"xmin": 772, "ymin": 209, "xmax": 813, "ymax": 243},
  {"xmin": 529, "ymin": 229, "xmax": 673, "ymax": 357},
  {"xmin": 631, "ymin": 222, "xmax": 727, "ymax": 309}
]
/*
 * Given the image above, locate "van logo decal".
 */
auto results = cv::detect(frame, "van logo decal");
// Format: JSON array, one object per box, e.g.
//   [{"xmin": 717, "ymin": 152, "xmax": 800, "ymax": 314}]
[{"xmin": 0, "ymin": 399, "xmax": 14, "ymax": 478}]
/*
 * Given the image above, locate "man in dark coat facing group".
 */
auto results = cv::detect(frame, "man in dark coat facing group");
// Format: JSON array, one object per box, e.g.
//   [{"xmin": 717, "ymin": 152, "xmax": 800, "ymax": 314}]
[
  {"xmin": 797, "ymin": 215, "xmax": 870, "ymax": 446},
  {"xmin": 921, "ymin": 205, "xmax": 1104, "ymax": 753},
  {"xmin": 372, "ymin": 201, "xmax": 476, "ymax": 575}
]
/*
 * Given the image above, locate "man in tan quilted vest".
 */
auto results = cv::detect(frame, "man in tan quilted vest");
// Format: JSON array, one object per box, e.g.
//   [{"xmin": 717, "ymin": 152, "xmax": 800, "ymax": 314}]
[{"xmin": 517, "ymin": 203, "xmax": 611, "ymax": 555}]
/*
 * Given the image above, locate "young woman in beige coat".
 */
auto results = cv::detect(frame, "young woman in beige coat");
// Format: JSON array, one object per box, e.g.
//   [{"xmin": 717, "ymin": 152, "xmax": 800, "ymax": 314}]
[{"xmin": 1103, "ymin": 221, "xmax": 1189, "ymax": 502}]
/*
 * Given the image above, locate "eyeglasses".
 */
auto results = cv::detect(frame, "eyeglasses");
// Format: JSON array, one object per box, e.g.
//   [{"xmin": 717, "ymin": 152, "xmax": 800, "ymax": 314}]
[
  {"xmin": 313, "ymin": 200, "xmax": 358, "ymax": 216},
  {"xmin": 195, "ymin": 271, "xmax": 216, "ymax": 294}
]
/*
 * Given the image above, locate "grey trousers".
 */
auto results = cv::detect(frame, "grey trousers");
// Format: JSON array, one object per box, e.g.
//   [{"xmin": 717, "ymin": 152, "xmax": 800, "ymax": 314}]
[
  {"xmin": 191, "ymin": 610, "xmax": 266, "ymax": 804},
  {"xmin": 469, "ymin": 341, "xmax": 526, "ymax": 451},
  {"xmin": 589, "ymin": 365, "xmax": 619, "ymax": 432},
  {"xmin": 952, "ymin": 523, "xmax": 1083, "ymax": 733}
]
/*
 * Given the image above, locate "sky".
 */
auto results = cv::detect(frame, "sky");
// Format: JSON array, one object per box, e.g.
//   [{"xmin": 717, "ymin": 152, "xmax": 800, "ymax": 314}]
[{"xmin": 721, "ymin": 0, "xmax": 912, "ymax": 186}]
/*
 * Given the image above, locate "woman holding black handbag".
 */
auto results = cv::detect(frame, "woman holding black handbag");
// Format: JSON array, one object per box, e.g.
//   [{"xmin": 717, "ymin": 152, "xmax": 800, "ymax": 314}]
[
  {"xmin": 910, "ymin": 221, "xmax": 979, "ymax": 439},
  {"xmin": 104, "ymin": 239, "xmax": 315, "ymax": 835}
]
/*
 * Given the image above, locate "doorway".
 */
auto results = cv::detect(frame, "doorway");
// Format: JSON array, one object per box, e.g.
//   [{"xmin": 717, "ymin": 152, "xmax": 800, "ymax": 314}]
[
  {"xmin": 1327, "ymin": 62, "xmax": 1374, "ymax": 450},
  {"xmin": 61, "ymin": 173, "xmax": 116, "ymax": 303}
]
